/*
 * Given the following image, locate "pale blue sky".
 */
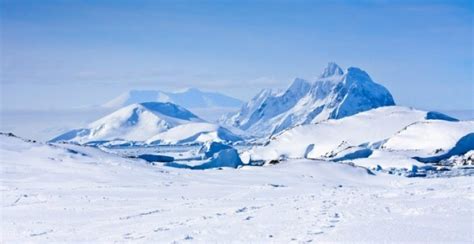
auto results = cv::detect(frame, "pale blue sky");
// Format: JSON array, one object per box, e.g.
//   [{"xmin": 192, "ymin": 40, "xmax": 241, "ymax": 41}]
[{"xmin": 1, "ymin": 0, "xmax": 473, "ymax": 110}]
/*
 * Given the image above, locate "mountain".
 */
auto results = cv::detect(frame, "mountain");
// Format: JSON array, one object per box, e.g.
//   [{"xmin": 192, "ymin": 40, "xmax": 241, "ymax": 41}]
[
  {"xmin": 220, "ymin": 62, "xmax": 395, "ymax": 136},
  {"xmin": 103, "ymin": 88, "xmax": 243, "ymax": 109},
  {"xmin": 51, "ymin": 102, "xmax": 204, "ymax": 144},
  {"xmin": 246, "ymin": 106, "xmax": 468, "ymax": 169}
]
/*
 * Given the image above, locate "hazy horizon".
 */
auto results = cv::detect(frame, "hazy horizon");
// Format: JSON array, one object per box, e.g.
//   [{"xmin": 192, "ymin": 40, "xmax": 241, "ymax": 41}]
[{"xmin": 1, "ymin": 0, "xmax": 473, "ymax": 111}]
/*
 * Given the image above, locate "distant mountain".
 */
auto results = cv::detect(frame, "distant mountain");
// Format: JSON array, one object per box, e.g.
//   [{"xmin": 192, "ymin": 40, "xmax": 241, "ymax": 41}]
[
  {"xmin": 146, "ymin": 122, "xmax": 242, "ymax": 145},
  {"xmin": 51, "ymin": 102, "xmax": 204, "ymax": 144},
  {"xmin": 51, "ymin": 102, "xmax": 243, "ymax": 145},
  {"xmin": 103, "ymin": 88, "xmax": 243, "ymax": 109},
  {"xmin": 220, "ymin": 63, "xmax": 395, "ymax": 136}
]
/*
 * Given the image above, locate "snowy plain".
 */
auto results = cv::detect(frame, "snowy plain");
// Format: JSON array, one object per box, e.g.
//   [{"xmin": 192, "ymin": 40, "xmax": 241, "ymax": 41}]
[{"xmin": 1, "ymin": 134, "xmax": 473, "ymax": 243}]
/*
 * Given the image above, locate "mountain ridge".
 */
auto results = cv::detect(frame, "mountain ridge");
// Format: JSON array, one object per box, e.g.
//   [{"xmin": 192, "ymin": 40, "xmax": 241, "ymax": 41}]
[
  {"xmin": 220, "ymin": 63, "xmax": 395, "ymax": 136},
  {"xmin": 103, "ymin": 88, "xmax": 243, "ymax": 109}
]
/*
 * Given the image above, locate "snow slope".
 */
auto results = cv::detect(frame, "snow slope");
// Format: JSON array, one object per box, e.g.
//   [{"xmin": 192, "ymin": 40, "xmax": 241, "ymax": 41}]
[
  {"xmin": 146, "ymin": 122, "xmax": 242, "ymax": 145},
  {"xmin": 103, "ymin": 88, "xmax": 243, "ymax": 109},
  {"xmin": 382, "ymin": 120, "xmax": 474, "ymax": 156},
  {"xmin": 1, "ymin": 133, "xmax": 472, "ymax": 243},
  {"xmin": 51, "ymin": 102, "xmax": 204, "ymax": 144},
  {"xmin": 220, "ymin": 63, "xmax": 395, "ymax": 136},
  {"xmin": 249, "ymin": 106, "xmax": 431, "ymax": 161}
]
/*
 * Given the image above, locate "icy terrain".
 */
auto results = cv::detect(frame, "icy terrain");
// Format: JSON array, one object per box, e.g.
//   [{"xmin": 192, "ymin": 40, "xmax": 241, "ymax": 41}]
[
  {"xmin": 1, "ymin": 133, "xmax": 473, "ymax": 243},
  {"xmin": 220, "ymin": 63, "xmax": 395, "ymax": 136},
  {"xmin": 247, "ymin": 106, "xmax": 472, "ymax": 170}
]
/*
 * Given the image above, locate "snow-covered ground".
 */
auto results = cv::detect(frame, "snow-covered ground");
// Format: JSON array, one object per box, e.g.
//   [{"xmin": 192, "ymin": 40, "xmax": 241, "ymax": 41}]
[{"xmin": 1, "ymin": 134, "xmax": 473, "ymax": 243}]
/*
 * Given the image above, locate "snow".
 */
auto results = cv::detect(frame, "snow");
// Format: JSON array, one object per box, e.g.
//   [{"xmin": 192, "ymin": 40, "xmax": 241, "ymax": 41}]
[
  {"xmin": 351, "ymin": 150, "xmax": 425, "ymax": 169},
  {"xmin": 50, "ymin": 102, "xmax": 204, "ymax": 144},
  {"xmin": 183, "ymin": 148, "xmax": 243, "ymax": 169},
  {"xmin": 2, "ymin": 60, "xmax": 474, "ymax": 242},
  {"xmin": 220, "ymin": 63, "xmax": 395, "ymax": 136},
  {"xmin": 1, "ymin": 133, "xmax": 472, "ymax": 243},
  {"xmin": 198, "ymin": 141, "xmax": 233, "ymax": 159},
  {"xmin": 146, "ymin": 122, "xmax": 242, "ymax": 145},
  {"xmin": 382, "ymin": 120, "xmax": 474, "ymax": 156},
  {"xmin": 248, "ymin": 106, "xmax": 430, "ymax": 161}
]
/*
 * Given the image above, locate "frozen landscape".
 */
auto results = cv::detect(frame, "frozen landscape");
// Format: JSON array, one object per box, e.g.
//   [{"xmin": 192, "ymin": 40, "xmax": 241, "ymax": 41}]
[
  {"xmin": 2, "ymin": 1, "xmax": 473, "ymax": 242},
  {"xmin": 2, "ymin": 133, "xmax": 473, "ymax": 243},
  {"xmin": 1, "ymin": 63, "xmax": 473, "ymax": 243}
]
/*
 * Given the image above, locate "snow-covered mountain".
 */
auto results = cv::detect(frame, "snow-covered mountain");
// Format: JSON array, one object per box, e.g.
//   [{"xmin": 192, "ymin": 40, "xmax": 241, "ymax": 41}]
[
  {"xmin": 220, "ymin": 63, "xmax": 395, "ymax": 136},
  {"xmin": 51, "ymin": 102, "xmax": 204, "ymax": 144},
  {"xmin": 247, "ymin": 106, "xmax": 469, "ymax": 169},
  {"xmin": 51, "ymin": 102, "xmax": 243, "ymax": 145},
  {"xmin": 103, "ymin": 88, "xmax": 243, "ymax": 109}
]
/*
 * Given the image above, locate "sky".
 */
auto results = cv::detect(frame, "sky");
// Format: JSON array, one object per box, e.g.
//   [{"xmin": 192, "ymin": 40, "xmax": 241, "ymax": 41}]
[{"xmin": 1, "ymin": 0, "xmax": 473, "ymax": 111}]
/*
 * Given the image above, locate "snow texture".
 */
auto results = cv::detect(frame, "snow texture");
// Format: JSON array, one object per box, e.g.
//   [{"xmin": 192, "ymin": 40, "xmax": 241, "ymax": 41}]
[{"xmin": 1, "ymin": 133, "xmax": 472, "ymax": 243}]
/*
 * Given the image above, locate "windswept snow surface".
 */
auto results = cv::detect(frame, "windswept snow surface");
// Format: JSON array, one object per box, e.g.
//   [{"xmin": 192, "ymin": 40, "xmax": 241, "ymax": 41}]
[
  {"xmin": 383, "ymin": 120, "xmax": 474, "ymax": 156},
  {"xmin": 1, "ymin": 134, "xmax": 473, "ymax": 243}
]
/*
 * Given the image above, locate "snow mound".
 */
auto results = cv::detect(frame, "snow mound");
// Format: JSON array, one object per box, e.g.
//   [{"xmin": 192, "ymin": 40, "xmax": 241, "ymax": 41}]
[
  {"xmin": 220, "ymin": 62, "xmax": 395, "ymax": 136},
  {"xmin": 193, "ymin": 148, "xmax": 243, "ymax": 169},
  {"xmin": 146, "ymin": 122, "xmax": 242, "ymax": 145},
  {"xmin": 383, "ymin": 120, "xmax": 474, "ymax": 156},
  {"xmin": 51, "ymin": 102, "xmax": 203, "ymax": 144},
  {"xmin": 199, "ymin": 141, "xmax": 233, "ymax": 159},
  {"xmin": 351, "ymin": 150, "xmax": 425, "ymax": 170},
  {"xmin": 413, "ymin": 133, "xmax": 474, "ymax": 163},
  {"xmin": 249, "ymin": 106, "xmax": 430, "ymax": 161}
]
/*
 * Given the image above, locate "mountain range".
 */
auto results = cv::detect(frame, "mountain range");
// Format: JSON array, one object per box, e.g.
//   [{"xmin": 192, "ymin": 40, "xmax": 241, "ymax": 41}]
[
  {"xmin": 52, "ymin": 62, "xmax": 468, "ymax": 148},
  {"xmin": 103, "ymin": 88, "xmax": 243, "ymax": 109},
  {"xmin": 220, "ymin": 63, "xmax": 395, "ymax": 136}
]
